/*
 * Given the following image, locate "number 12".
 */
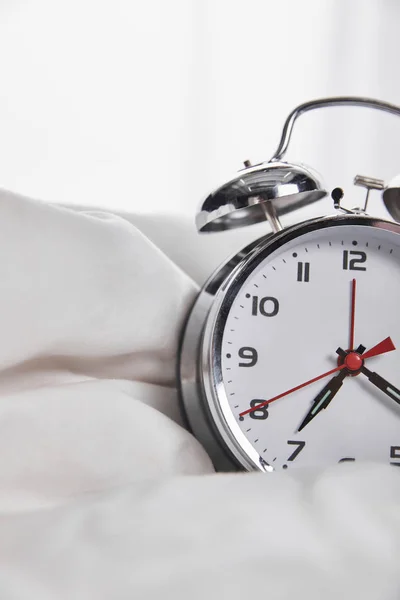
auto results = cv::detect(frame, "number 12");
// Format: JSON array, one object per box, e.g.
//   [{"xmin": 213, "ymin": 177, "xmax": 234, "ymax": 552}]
[{"xmin": 343, "ymin": 250, "xmax": 367, "ymax": 271}]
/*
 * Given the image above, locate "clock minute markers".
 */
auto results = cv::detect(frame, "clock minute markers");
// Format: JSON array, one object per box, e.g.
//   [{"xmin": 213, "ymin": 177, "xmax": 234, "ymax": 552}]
[{"xmin": 237, "ymin": 255, "xmax": 396, "ymax": 422}]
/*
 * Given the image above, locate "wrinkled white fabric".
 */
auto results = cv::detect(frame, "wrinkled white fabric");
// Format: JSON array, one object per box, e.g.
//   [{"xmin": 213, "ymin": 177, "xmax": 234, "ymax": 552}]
[
  {"xmin": 0, "ymin": 189, "xmax": 399, "ymax": 599},
  {"xmin": 0, "ymin": 189, "xmax": 214, "ymax": 514}
]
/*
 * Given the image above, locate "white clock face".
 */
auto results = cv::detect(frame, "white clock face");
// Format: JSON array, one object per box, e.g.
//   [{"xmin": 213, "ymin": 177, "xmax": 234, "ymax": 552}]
[{"xmin": 211, "ymin": 220, "xmax": 400, "ymax": 471}]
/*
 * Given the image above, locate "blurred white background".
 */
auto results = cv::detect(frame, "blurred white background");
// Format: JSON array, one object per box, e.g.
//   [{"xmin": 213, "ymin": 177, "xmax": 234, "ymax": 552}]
[{"xmin": 0, "ymin": 0, "xmax": 399, "ymax": 279}]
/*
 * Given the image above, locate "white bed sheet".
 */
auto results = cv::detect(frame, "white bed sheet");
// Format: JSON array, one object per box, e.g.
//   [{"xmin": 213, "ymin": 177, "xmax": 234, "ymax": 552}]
[{"xmin": 0, "ymin": 189, "xmax": 399, "ymax": 599}]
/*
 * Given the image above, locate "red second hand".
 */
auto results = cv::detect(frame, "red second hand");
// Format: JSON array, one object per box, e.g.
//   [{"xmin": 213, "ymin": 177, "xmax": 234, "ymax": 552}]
[
  {"xmin": 239, "ymin": 336, "xmax": 396, "ymax": 418},
  {"xmin": 362, "ymin": 336, "xmax": 395, "ymax": 359},
  {"xmin": 239, "ymin": 364, "xmax": 346, "ymax": 418},
  {"xmin": 350, "ymin": 278, "xmax": 356, "ymax": 351}
]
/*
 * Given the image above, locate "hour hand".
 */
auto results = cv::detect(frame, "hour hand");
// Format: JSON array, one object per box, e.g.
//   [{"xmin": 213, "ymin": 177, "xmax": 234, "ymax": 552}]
[
  {"xmin": 361, "ymin": 366, "xmax": 400, "ymax": 406},
  {"xmin": 298, "ymin": 370, "xmax": 347, "ymax": 432}
]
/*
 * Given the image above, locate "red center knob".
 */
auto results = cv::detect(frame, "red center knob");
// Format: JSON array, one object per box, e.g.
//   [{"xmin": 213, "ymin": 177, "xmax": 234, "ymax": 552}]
[{"xmin": 344, "ymin": 352, "xmax": 363, "ymax": 371}]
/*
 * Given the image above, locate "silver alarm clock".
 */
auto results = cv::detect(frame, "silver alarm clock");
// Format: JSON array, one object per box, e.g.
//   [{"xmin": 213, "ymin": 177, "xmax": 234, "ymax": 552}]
[{"xmin": 178, "ymin": 96, "xmax": 400, "ymax": 473}]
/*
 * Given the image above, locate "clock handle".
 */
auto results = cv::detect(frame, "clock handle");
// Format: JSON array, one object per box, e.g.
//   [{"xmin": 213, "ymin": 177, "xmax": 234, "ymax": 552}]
[{"xmin": 270, "ymin": 96, "xmax": 400, "ymax": 162}]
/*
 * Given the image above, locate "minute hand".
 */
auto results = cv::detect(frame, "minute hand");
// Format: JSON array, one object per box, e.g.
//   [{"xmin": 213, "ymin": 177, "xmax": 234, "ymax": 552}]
[{"xmin": 360, "ymin": 366, "xmax": 400, "ymax": 406}]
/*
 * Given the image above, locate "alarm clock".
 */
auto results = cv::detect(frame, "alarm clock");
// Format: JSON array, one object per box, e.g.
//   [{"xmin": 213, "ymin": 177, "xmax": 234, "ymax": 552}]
[{"xmin": 178, "ymin": 96, "xmax": 400, "ymax": 473}]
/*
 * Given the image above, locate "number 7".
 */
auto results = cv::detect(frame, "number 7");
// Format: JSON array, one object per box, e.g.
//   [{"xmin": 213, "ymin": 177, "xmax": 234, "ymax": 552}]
[{"xmin": 287, "ymin": 440, "xmax": 306, "ymax": 461}]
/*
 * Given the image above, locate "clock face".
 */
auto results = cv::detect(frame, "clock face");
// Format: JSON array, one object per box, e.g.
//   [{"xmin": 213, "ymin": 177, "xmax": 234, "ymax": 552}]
[{"xmin": 205, "ymin": 217, "xmax": 400, "ymax": 471}]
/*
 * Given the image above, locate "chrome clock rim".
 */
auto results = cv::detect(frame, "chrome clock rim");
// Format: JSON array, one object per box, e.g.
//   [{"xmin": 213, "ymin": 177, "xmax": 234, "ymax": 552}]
[{"xmin": 178, "ymin": 214, "xmax": 400, "ymax": 472}]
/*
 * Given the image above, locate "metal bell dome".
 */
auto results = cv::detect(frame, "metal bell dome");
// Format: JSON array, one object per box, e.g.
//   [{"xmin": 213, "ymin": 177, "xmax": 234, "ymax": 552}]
[
  {"xmin": 196, "ymin": 96, "xmax": 400, "ymax": 233},
  {"xmin": 196, "ymin": 161, "xmax": 326, "ymax": 232}
]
